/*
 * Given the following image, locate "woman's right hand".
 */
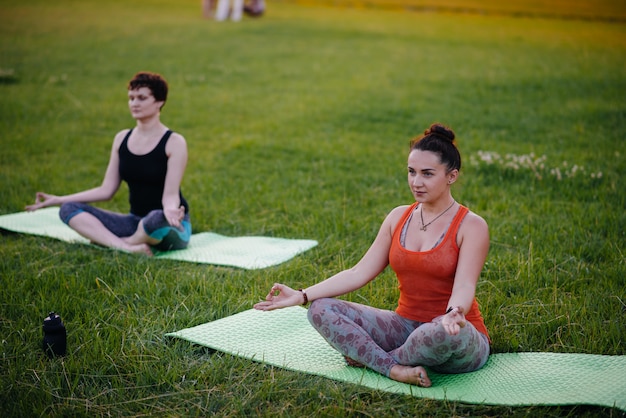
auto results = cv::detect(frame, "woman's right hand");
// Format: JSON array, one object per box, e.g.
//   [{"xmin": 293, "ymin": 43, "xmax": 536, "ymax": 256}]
[
  {"xmin": 253, "ymin": 283, "xmax": 304, "ymax": 311},
  {"xmin": 25, "ymin": 192, "xmax": 60, "ymax": 211},
  {"xmin": 437, "ymin": 306, "xmax": 467, "ymax": 336}
]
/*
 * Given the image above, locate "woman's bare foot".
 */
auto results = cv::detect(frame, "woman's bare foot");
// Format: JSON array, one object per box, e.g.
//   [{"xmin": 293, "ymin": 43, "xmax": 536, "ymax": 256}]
[
  {"xmin": 127, "ymin": 243, "xmax": 153, "ymax": 256},
  {"xmin": 117, "ymin": 240, "xmax": 153, "ymax": 256},
  {"xmin": 119, "ymin": 237, "xmax": 154, "ymax": 256},
  {"xmin": 389, "ymin": 364, "xmax": 431, "ymax": 387},
  {"xmin": 87, "ymin": 239, "xmax": 152, "ymax": 256}
]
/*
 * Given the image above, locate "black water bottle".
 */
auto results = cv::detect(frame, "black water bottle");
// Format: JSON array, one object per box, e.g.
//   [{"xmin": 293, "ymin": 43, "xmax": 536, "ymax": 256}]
[{"xmin": 42, "ymin": 312, "xmax": 66, "ymax": 357}]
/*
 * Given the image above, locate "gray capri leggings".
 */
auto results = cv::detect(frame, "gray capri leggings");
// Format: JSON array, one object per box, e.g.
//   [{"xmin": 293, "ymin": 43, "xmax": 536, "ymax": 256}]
[
  {"xmin": 307, "ymin": 298, "xmax": 490, "ymax": 377},
  {"xmin": 59, "ymin": 202, "xmax": 191, "ymax": 251}
]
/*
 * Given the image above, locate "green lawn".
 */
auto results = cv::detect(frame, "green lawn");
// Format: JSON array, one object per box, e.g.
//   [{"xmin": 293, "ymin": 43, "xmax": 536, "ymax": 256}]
[
  {"xmin": 288, "ymin": 0, "xmax": 626, "ymax": 20},
  {"xmin": 1, "ymin": 0, "xmax": 625, "ymax": 416}
]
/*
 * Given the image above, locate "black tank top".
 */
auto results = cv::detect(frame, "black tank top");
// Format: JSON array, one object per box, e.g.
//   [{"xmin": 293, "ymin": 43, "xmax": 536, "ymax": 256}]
[{"xmin": 118, "ymin": 129, "xmax": 189, "ymax": 217}]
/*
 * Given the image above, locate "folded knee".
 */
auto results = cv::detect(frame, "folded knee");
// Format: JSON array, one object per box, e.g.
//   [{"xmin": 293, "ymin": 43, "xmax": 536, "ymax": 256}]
[
  {"xmin": 142, "ymin": 210, "xmax": 191, "ymax": 251},
  {"xmin": 59, "ymin": 202, "xmax": 86, "ymax": 224},
  {"xmin": 307, "ymin": 298, "xmax": 335, "ymax": 327},
  {"xmin": 142, "ymin": 210, "xmax": 167, "ymax": 234}
]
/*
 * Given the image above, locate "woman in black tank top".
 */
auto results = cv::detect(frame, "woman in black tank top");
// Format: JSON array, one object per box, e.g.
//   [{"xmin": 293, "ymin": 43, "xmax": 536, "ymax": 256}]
[{"xmin": 26, "ymin": 72, "xmax": 191, "ymax": 255}]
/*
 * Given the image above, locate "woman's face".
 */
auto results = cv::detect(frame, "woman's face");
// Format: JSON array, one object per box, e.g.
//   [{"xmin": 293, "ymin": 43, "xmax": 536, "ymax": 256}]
[
  {"xmin": 128, "ymin": 87, "xmax": 163, "ymax": 120},
  {"xmin": 407, "ymin": 149, "xmax": 457, "ymax": 203}
]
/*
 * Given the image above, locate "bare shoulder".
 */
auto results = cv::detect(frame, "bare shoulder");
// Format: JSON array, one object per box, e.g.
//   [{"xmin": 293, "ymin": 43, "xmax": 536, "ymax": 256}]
[
  {"xmin": 114, "ymin": 128, "xmax": 131, "ymax": 139},
  {"xmin": 383, "ymin": 204, "xmax": 412, "ymax": 231},
  {"xmin": 388, "ymin": 204, "xmax": 412, "ymax": 219},
  {"xmin": 166, "ymin": 131, "xmax": 187, "ymax": 147},
  {"xmin": 165, "ymin": 131, "xmax": 187, "ymax": 155},
  {"xmin": 459, "ymin": 209, "xmax": 489, "ymax": 243},
  {"xmin": 112, "ymin": 129, "xmax": 131, "ymax": 149},
  {"xmin": 168, "ymin": 131, "xmax": 186, "ymax": 143}
]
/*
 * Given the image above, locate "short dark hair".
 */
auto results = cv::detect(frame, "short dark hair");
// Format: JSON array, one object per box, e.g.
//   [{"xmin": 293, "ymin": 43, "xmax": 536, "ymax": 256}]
[
  {"xmin": 128, "ymin": 72, "xmax": 168, "ymax": 108},
  {"xmin": 410, "ymin": 123, "xmax": 461, "ymax": 172}
]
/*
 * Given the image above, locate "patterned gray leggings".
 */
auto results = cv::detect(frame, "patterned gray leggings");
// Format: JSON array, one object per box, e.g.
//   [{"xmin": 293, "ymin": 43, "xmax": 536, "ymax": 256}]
[{"xmin": 307, "ymin": 298, "xmax": 490, "ymax": 377}]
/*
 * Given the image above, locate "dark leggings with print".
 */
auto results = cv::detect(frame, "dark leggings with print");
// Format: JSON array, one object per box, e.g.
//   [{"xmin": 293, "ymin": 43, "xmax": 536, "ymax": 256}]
[
  {"xmin": 307, "ymin": 298, "xmax": 490, "ymax": 377},
  {"xmin": 59, "ymin": 202, "xmax": 191, "ymax": 251}
]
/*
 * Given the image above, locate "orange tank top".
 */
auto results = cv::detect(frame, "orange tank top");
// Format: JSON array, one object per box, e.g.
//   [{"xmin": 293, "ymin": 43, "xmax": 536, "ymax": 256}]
[{"xmin": 390, "ymin": 202, "xmax": 489, "ymax": 339}]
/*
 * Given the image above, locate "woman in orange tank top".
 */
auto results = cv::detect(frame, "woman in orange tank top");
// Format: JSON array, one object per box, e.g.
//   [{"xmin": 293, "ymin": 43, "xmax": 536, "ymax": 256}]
[{"xmin": 255, "ymin": 123, "xmax": 490, "ymax": 387}]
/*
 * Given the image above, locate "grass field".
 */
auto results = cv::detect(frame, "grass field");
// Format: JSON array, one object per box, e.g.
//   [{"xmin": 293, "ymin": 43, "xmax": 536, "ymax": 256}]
[
  {"xmin": 1, "ymin": 0, "xmax": 625, "ymax": 416},
  {"xmin": 290, "ymin": 0, "xmax": 626, "ymax": 21}
]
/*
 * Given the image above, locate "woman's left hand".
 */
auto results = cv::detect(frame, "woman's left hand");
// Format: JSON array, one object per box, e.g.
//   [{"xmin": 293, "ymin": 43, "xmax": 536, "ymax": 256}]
[
  {"xmin": 437, "ymin": 306, "xmax": 466, "ymax": 336},
  {"xmin": 164, "ymin": 205, "xmax": 185, "ymax": 229},
  {"xmin": 254, "ymin": 283, "xmax": 303, "ymax": 311},
  {"xmin": 26, "ymin": 192, "xmax": 59, "ymax": 211}
]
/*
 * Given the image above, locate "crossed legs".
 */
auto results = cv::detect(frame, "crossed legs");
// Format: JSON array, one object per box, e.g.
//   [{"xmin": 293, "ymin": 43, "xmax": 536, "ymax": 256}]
[
  {"xmin": 65, "ymin": 210, "xmax": 153, "ymax": 255},
  {"xmin": 307, "ymin": 298, "xmax": 490, "ymax": 387},
  {"xmin": 59, "ymin": 202, "xmax": 191, "ymax": 255}
]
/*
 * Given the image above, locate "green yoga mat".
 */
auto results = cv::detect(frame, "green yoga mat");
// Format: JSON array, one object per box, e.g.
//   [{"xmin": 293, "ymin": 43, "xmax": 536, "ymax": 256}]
[
  {"xmin": 166, "ymin": 306, "xmax": 626, "ymax": 411},
  {"xmin": 0, "ymin": 208, "xmax": 317, "ymax": 269}
]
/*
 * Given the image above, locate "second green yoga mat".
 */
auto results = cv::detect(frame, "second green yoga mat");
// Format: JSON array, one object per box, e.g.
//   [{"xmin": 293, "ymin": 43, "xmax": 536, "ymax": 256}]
[
  {"xmin": 166, "ymin": 306, "xmax": 626, "ymax": 411},
  {"xmin": 0, "ymin": 208, "xmax": 317, "ymax": 269}
]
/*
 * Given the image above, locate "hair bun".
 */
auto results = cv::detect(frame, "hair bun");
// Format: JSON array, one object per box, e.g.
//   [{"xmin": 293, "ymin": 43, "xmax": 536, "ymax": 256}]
[{"xmin": 425, "ymin": 123, "xmax": 455, "ymax": 142}]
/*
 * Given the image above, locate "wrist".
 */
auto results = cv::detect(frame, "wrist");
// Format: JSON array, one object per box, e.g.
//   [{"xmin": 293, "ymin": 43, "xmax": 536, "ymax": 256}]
[{"xmin": 299, "ymin": 289, "xmax": 308, "ymax": 306}]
